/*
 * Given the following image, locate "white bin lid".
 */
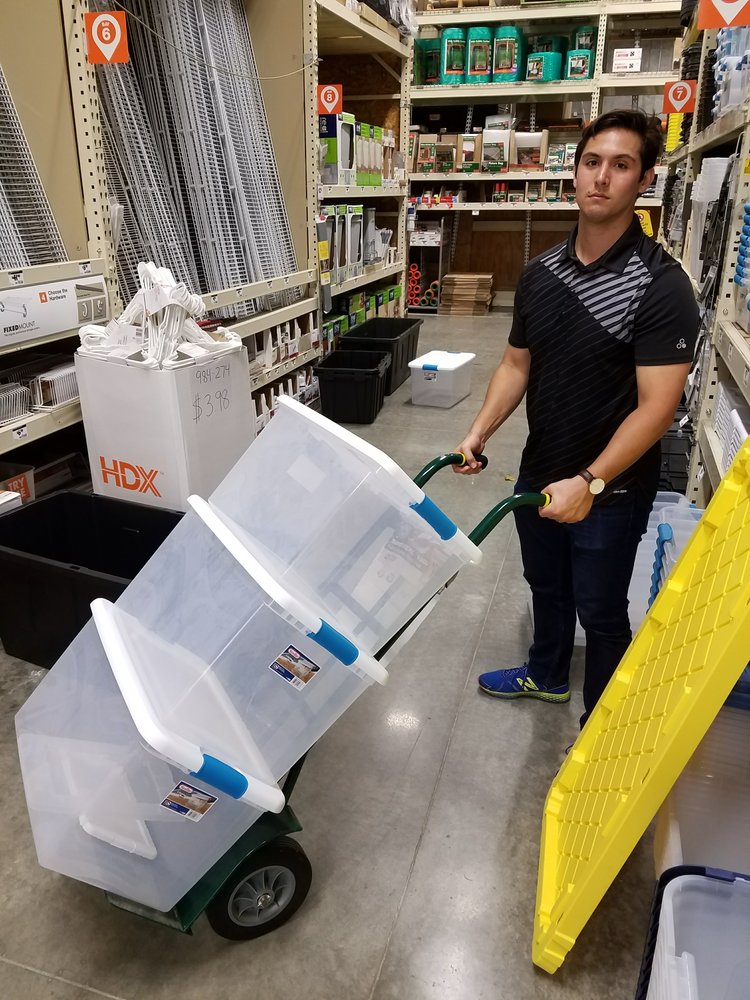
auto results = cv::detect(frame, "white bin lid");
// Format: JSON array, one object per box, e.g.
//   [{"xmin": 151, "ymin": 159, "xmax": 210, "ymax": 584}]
[{"xmin": 409, "ymin": 351, "xmax": 476, "ymax": 372}]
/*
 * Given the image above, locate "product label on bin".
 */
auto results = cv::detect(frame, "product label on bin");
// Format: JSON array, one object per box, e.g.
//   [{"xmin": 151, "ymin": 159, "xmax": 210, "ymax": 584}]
[
  {"xmin": 160, "ymin": 781, "xmax": 218, "ymax": 822},
  {"xmin": 422, "ymin": 372, "xmax": 437, "ymax": 381},
  {"xmin": 269, "ymin": 645, "xmax": 320, "ymax": 690}
]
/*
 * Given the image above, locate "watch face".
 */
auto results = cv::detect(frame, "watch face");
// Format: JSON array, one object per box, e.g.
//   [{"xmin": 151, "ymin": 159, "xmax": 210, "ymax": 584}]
[{"xmin": 590, "ymin": 478, "xmax": 605, "ymax": 495}]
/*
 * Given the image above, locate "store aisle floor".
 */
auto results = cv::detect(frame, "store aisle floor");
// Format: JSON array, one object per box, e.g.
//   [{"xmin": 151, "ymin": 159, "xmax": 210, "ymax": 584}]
[{"xmin": 0, "ymin": 314, "xmax": 655, "ymax": 1000}]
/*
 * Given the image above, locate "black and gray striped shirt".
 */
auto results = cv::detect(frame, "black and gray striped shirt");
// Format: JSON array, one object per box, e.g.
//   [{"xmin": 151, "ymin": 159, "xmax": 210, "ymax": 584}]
[{"xmin": 509, "ymin": 216, "xmax": 699, "ymax": 501}]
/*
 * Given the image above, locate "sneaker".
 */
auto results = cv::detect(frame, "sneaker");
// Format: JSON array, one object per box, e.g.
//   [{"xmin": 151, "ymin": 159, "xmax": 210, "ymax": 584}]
[{"xmin": 477, "ymin": 664, "xmax": 570, "ymax": 703}]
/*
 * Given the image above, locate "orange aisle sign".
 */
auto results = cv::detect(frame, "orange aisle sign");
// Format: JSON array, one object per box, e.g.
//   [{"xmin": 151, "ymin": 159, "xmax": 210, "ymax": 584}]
[
  {"xmin": 84, "ymin": 11, "xmax": 129, "ymax": 64},
  {"xmin": 663, "ymin": 79, "xmax": 697, "ymax": 114},
  {"xmin": 317, "ymin": 84, "xmax": 343, "ymax": 115},
  {"xmin": 698, "ymin": 0, "xmax": 750, "ymax": 28}
]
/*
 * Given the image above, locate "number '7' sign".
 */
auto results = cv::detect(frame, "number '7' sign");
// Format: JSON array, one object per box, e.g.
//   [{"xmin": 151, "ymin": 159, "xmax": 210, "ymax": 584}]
[{"xmin": 663, "ymin": 80, "xmax": 696, "ymax": 115}]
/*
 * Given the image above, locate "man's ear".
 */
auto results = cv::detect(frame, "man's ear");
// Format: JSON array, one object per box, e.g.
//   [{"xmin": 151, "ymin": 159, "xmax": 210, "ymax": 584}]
[{"xmin": 639, "ymin": 167, "xmax": 655, "ymax": 192}]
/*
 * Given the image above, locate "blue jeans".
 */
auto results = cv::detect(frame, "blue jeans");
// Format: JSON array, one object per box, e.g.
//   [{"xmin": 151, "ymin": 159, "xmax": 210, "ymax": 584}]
[{"xmin": 513, "ymin": 482, "xmax": 653, "ymax": 727}]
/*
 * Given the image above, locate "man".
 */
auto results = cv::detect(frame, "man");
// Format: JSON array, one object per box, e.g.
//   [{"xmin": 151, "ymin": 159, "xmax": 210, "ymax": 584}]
[{"xmin": 455, "ymin": 109, "xmax": 699, "ymax": 728}]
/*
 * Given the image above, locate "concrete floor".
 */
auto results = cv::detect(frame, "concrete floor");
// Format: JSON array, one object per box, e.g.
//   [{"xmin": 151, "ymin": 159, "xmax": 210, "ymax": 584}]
[{"xmin": 0, "ymin": 314, "xmax": 655, "ymax": 1000}]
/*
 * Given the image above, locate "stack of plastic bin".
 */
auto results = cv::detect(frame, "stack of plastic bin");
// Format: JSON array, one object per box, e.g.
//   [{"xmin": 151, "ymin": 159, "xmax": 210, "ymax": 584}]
[
  {"xmin": 16, "ymin": 397, "xmax": 481, "ymax": 911},
  {"xmin": 642, "ymin": 872, "xmax": 750, "ymax": 1000},
  {"xmin": 628, "ymin": 493, "xmax": 697, "ymax": 633}
]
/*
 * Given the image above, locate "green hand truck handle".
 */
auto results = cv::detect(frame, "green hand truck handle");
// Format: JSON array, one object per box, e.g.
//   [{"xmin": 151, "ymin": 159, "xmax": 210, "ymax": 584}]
[
  {"xmin": 413, "ymin": 451, "xmax": 489, "ymax": 487},
  {"xmin": 468, "ymin": 491, "xmax": 551, "ymax": 547}
]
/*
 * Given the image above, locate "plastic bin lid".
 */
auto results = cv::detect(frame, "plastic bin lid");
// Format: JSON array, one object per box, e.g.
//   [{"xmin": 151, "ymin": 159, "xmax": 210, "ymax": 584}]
[
  {"xmin": 408, "ymin": 351, "xmax": 476, "ymax": 371},
  {"xmin": 533, "ymin": 441, "xmax": 750, "ymax": 974},
  {"xmin": 274, "ymin": 397, "xmax": 482, "ymax": 564}
]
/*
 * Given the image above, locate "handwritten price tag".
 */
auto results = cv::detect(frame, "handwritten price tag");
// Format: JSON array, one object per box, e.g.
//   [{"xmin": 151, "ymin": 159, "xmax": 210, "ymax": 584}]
[{"xmin": 192, "ymin": 388, "xmax": 231, "ymax": 424}]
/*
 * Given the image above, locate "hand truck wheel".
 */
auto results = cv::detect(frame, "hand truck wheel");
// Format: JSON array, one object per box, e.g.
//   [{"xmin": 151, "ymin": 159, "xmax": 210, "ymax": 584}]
[{"xmin": 205, "ymin": 836, "xmax": 312, "ymax": 941}]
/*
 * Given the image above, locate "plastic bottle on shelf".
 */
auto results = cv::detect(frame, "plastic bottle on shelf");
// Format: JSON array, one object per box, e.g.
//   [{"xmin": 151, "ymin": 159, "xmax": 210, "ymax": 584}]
[
  {"xmin": 440, "ymin": 27, "xmax": 467, "ymax": 85},
  {"xmin": 493, "ymin": 25, "xmax": 525, "ymax": 83},
  {"xmin": 466, "ymin": 26, "xmax": 493, "ymax": 83}
]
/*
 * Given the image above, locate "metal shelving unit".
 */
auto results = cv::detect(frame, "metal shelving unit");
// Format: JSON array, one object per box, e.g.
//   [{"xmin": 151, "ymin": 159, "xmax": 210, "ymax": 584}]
[
  {"xmin": 305, "ymin": 1, "xmax": 412, "ymax": 314},
  {"xmin": 413, "ymin": 198, "xmax": 661, "ymax": 212},
  {"xmin": 411, "ymin": 0, "xmax": 678, "ymax": 281},
  {"xmin": 658, "ymin": 17, "xmax": 750, "ymax": 507},
  {"xmin": 330, "ymin": 260, "xmax": 405, "ymax": 296},
  {"xmin": 0, "ymin": 400, "xmax": 82, "ymax": 457}
]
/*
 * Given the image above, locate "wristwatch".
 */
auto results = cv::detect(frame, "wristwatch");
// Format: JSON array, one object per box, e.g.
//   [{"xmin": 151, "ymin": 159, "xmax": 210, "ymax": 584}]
[{"xmin": 578, "ymin": 468, "xmax": 605, "ymax": 495}]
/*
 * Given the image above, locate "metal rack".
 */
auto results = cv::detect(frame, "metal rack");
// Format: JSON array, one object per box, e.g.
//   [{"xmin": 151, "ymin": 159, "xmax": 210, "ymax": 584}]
[
  {"xmin": 659, "ymin": 20, "xmax": 750, "ymax": 508},
  {"xmin": 411, "ymin": 0, "xmax": 680, "ymax": 274},
  {"xmin": 305, "ymin": 0, "xmax": 412, "ymax": 315}
]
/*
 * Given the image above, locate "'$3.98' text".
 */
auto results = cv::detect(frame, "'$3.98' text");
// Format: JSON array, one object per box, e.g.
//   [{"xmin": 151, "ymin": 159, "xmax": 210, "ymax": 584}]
[{"xmin": 193, "ymin": 389, "xmax": 230, "ymax": 424}]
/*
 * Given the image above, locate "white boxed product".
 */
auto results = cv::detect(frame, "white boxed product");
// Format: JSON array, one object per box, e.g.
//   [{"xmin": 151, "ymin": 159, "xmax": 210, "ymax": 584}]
[
  {"xmin": 0, "ymin": 489, "xmax": 21, "ymax": 513},
  {"xmin": 210, "ymin": 397, "xmax": 481, "ymax": 653},
  {"xmin": 408, "ymin": 350, "xmax": 476, "ymax": 408},
  {"xmin": 15, "ymin": 501, "xmax": 387, "ymax": 912},
  {"xmin": 75, "ymin": 346, "xmax": 254, "ymax": 512},
  {"xmin": 346, "ymin": 204, "xmax": 364, "ymax": 280},
  {"xmin": 645, "ymin": 873, "xmax": 750, "ymax": 1000}
]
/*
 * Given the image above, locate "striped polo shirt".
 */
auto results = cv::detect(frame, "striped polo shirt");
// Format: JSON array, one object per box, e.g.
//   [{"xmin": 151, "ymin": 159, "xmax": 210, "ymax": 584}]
[{"xmin": 508, "ymin": 216, "xmax": 699, "ymax": 501}]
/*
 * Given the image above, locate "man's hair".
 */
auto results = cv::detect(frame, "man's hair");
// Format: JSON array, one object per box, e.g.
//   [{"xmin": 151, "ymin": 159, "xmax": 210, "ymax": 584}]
[{"xmin": 574, "ymin": 109, "xmax": 664, "ymax": 176}]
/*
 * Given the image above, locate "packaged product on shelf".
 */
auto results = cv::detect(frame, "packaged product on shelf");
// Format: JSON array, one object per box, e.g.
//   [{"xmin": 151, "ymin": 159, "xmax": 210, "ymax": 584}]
[
  {"xmin": 525, "ymin": 180, "xmax": 544, "ymax": 203},
  {"xmin": 319, "ymin": 112, "xmax": 356, "ymax": 187},
  {"xmin": 460, "ymin": 133, "xmax": 482, "ymax": 172},
  {"xmin": 574, "ymin": 25, "xmax": 597, "ymax": 51},
  {"xmin": 507, "ymin": 184, "xmax": 525, "ymax": 204},
  {"xmin": 417, "ymin": 134, "xmax": 438, "ymax": 173},
  {"xmin": 493, "ymin": 26, "xmax": 526, "ymax": 83},
  {"xmin": 435, "ymin": 135, "xmax": 458, "ymax": 173},
  {"xmin": 526, "ymin": 51, "xmax": 563, "ymax": 83},
  {"xmin": 335, "ymin": 205, "xmax": 348, "ymax": 281},
  {"xmin": 0, "ymin": 462, "xmax": 34, "ymax": 503},
  {"xmin": 355, "ymin": 122, "xmax": 369, "ymax": 186},
  {"xmin": 346, "ymin": 205, "xmax": 365, "ymax": 280},
  {"xmin": 372, "ymin": 126, "xmax": 384, "ymax": 186},
  {"xmin": 466, "ymin": 26, "xmax": 492, "ymax": 84},
  {"xmin": 440, "ymin": 26, "xmax": 467, "ymax": 85},
  {"xmin": 0, "ymin": 488, "xmax": 21, "ymax": 513},
  {"xmin": 481, "ymin": 129, "xmax": 511, "ymax": 172},
  {"xmin": 408, "ymin": 126, "xmax": 421, "ymax": 173},
  {"xmin": 383, "ymin": 128, "xmax": 395, "ymax": 186},
  {"xmin": 545, "ymin": 180, "xmax": 563, "ymax": 203},
  {"xmin": 566, "ymin": 50, "xmax": 594, "ymax": 80},
  {"xmin": 511, "ymin": 130, "xmax": 549, "ymax": 170}
]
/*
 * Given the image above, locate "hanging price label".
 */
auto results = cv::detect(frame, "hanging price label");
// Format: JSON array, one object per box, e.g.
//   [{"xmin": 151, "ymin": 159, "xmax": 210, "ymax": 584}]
[{"xmin": 698, "ymin": 0, "xmax": 750, "ymax": 29}]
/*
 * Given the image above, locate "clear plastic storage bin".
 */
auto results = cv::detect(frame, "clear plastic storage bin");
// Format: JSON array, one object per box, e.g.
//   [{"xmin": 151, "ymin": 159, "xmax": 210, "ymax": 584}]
[
  {"xmin": 646, "ymin": 873, "xmax": 750, "ymax": 1000},
  {"xmin": 16, "ymin": 501, "xmax": 387, "ymax": 911},
  {"xmin": 209, "ymin": 396, "xmax": 481, "ymax": 653}
]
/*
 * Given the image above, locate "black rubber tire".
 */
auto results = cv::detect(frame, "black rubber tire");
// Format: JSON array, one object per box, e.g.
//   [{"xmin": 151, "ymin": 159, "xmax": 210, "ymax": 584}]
[{"xmin": 205, "ymin": 837, "xmax": 312, "ymax": 941}]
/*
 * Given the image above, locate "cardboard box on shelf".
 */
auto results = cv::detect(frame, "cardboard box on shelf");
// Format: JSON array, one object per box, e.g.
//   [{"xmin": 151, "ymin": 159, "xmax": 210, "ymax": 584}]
[
  {"xmin": 320, "ymin": 112, "xmax": 356, "ymax": 186},
  {"xmin": 356, "ymin": 122, "xmax": 371, "ymax": 186},
  {"xmin": 511, "ymin": 129, "xmax": 549, "ymax": 170},
  {"xmin": 482, "ymin": 129, "xmax": 511, "ymax": 172},
  {"xmin": 408, "ymin": 127, "xmax": 421, "ymax": 173},
  {"xmin": 435, "ymin": 134, "xmax": 458, "ymax": 173},
  {"xmin": 417, "ymin": 133, "xmax": 438, "ymax": 173},
  {"xmin": 460, "ymin": 133, "xmax": 482, "ymax": 172}
]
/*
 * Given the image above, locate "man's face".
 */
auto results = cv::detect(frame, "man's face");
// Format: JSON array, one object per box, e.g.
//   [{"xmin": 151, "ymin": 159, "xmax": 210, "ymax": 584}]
[{"xmin": 574, "ymin": 128, "xmax": 654, "ymax": 221}]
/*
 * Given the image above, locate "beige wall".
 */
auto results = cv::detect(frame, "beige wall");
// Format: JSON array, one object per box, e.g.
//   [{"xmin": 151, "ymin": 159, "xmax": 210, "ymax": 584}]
[{"xmin": 0, "ymin": 0, "xmax": 88, "ymax": 259}]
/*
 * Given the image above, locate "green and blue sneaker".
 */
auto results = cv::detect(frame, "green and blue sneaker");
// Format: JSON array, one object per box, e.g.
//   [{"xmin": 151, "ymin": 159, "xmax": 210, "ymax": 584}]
[{"xmin": 477, "ymin": 664, "xmax": 570, "ymax": 703}]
